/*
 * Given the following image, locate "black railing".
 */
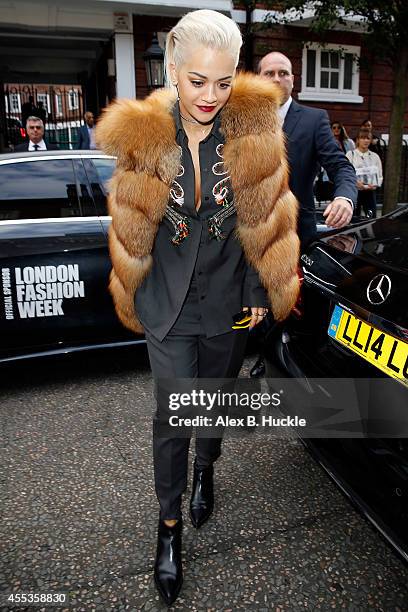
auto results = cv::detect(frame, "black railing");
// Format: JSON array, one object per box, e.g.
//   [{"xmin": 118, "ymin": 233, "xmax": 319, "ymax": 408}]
[{"xmin": 3, "ymin": 84, "xmax": 85, "ymax": 151}]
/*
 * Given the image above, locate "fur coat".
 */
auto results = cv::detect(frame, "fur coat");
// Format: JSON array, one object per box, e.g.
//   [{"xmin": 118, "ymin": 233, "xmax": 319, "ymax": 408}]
[{"xmin": 95, "ymin": 72, "xmax": 300, "ymax": 334}]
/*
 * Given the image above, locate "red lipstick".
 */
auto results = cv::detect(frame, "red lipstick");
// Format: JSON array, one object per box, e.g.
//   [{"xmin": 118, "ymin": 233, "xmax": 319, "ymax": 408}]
[{"xmin": 197, "ymin": 106, "xmax": 216, "ymax": 113}]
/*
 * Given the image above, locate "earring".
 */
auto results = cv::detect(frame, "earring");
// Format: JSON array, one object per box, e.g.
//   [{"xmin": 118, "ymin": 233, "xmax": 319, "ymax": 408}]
[{"xmin": 174, "ymin": 83, "xmax": 180, "ymax": 100}]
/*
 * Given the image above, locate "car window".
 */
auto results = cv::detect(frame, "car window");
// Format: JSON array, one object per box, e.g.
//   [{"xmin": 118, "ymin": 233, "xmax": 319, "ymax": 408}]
[
  {"xmin": 72, "ymin": 159, "xmax": 97, "ymax": 217},
  {"xmin": 83, "ymin": 158, "xmax": 116, "ymax": 216},
  {"xmin": 91, "ymin": 159, "xmax": 116, "ymax": 194},
  {"xmin": 0, "ymin": 159, "xmax": 80, "ymax": 220}
]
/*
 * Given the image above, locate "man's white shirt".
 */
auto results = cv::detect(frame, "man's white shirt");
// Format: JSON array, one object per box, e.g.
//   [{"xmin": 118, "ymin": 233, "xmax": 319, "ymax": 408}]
[
  {"xmin": 28, "ymin": 139, "xmax": 47, "ymax": 151},
  {"xmin": 87, "ymin": 126, "xmax": 97, "ymax": 150},
  {"xmin": 278, "ymin": 96, "xmax": 292, "ymax": 124}
]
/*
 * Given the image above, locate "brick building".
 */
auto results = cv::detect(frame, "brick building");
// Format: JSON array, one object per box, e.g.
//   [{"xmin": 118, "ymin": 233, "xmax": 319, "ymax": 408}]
[
  {"xmin": 135, "ymin": 7, "xmax": 407, "ymax": 143},
  {"xmin": 1, "ymin": 1, "xmax": 406, "ymax": 150},
  {"xmin": 5, "ymin": 83, "xmax": 84, "ymax": 122}
]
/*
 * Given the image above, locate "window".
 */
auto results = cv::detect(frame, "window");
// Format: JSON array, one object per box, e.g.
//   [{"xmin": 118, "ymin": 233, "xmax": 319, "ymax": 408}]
[
  {"xmin": 55, "ymin": 93, "xmax": 63, "ymax": 116},
  {"xmin": 68, "ymin": 89, "xmax": 79, "ymax": 111},
  {"xmin": 300, "ymin": 44, "xmax": 363, "ymax": 103},
  {"xmin": 36, "ymin": 93, "xmax": 50, "ymax": 113},
  {"xmin": 0, "ymin": 160, "xmax": 81, "ymax": 220},
  {"xmin": 5, "ymin": 93, "xmax": 21, "ymax": 114}
]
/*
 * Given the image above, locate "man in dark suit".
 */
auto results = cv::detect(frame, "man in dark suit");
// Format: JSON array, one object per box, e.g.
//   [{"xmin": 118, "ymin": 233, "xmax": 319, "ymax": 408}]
[
  {"xmin": 250, "ymin": 52, "xmax": 357, "ymax": 377},
  {"xmin": 258, "ymin": 52, "xmax": 357, "ymax": 244},
  {"xmin": 13, "ymin": 116, "xmax": 58, "ymax": 152},
  {"xmin": 77, "ymin": 111, "xmax": 97, "ymax": 149}
]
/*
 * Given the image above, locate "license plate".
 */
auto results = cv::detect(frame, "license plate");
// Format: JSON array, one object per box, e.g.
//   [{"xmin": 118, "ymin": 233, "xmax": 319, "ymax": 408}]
[{"xmin": 328, "ymin": 305, "xmax": 408, "ymax": 385}]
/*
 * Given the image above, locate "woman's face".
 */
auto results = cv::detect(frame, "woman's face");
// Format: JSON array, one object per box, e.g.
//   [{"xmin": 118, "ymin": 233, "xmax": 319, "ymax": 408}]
[
  {"xmin": 171, "ymin": 45, "xmax": 236, "ymax": 124},
  {"xmin": 363, "ymin": 120, "xmax": 372, "ymax": 130},
  {"xmin": 332, "ymin": 123, "xmax": 341, "ymax": 138},
  {"xmin": 357, "ymin": 134, "xmax": 371, "ymax": 151}
]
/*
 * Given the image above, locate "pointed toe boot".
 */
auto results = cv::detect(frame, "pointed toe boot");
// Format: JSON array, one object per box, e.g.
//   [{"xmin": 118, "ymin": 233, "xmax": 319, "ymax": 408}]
[
  {"xmin": 154, "ymin": 518, "xmax": 183, "ymax": 606},
  {"xmin": 250, "ymin": 357, "xmax": 265, "ymax": 378},
  {"xmin": 190, "ymin": 460, "xmax": 214, "ymax": 529}
]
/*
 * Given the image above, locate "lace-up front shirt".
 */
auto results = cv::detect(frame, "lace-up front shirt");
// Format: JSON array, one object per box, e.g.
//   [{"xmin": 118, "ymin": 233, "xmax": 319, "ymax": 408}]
[{"xmin": 134, "ymin": 102, "xmax": 267, "ymax": 341}]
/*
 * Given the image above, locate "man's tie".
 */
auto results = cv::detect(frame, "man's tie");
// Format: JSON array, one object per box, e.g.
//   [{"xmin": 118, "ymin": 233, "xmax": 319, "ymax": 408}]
[{"xmin": 34, "ymin": 144, "xmax": 39, "ymax": 151}]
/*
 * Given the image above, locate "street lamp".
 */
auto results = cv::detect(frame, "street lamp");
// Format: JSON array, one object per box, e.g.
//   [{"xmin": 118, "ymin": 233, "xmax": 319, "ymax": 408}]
[{"xmin": 143, "ymin": 33, "xmax": 164, "ymax": 89}]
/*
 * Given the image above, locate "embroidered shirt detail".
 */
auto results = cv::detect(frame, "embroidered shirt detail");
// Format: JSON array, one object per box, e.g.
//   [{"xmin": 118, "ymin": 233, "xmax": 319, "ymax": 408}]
[
  {"xmin": 164, "ymin": 205, "xmax": 190, "ymax": 245},
  {"xmin": 207, "ymin": 199, "xmax": 236, "ymax": 241},
  {"xmin": 165, "ymin": 106, "xmax": 236, "ymax": 245},
  {"xmin": 169, "ymin": 146, "xmax": 185, "ymax": 207},
  {"xmin": 212, "ymin": 143, "xmax": 231, "ymax": 207}
]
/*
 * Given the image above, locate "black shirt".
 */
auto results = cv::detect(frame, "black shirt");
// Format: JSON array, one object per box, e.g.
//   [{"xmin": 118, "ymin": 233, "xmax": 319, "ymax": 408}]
[{"xmin": 134, "ymin": 102, "xmax": 268, "ymax": 341}]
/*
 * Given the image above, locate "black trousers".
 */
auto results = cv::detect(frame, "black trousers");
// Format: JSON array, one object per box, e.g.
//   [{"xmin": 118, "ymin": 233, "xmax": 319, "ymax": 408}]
[
  {"xmin": 356, "ymin": 190, "xmax": 377, "ymax": 218},
  {"xmin": 145, "ymin": 329, "xmax": 248, "ymax": 520}
]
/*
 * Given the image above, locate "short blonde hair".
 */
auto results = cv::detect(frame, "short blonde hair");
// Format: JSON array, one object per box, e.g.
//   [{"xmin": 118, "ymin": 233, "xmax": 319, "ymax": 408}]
[{"xmin": 164, "ymin": 10, "xmax": 242, "ymax": 94}]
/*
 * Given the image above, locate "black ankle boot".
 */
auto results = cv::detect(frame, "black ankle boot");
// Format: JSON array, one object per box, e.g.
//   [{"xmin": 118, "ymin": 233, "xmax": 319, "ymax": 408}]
[
  {"xmin": 154, "ymin": 518, "xmax": 183, "ymax": 605},
  {"xmin": 250, "ymin": 357, "xmax": 265, "ymax": 378},
  {"xmin": 190, "ymin": 460, "xmax": 214, "ymax": 528}
]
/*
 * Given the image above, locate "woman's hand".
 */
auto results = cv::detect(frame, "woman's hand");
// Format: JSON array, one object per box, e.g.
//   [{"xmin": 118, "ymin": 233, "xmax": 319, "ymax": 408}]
[
  {"xmin": 242, "ymin": 306, "xmax": 268, "ymax": 329},
  {"xmin": 356, "ymin": 180, "xmax": 366, "ymax": 190}
]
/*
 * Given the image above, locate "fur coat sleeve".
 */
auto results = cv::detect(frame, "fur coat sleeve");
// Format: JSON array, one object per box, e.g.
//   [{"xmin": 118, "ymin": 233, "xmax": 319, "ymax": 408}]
[
  {"xmin": 220, "ymin": 74, "xmax": 300, "ymax": 322},
  {"xmin": 96, "ymin": 73, "xmax": 300, "ymax": 334}
]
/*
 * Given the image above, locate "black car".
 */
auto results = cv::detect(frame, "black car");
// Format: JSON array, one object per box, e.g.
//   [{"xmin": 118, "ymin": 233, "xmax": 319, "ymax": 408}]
[
  {"xmin": 0, "ymin": 150, "xmax": 144, "ymax": 363},
  {"xmin": 264, "ymin": 206, "xmax": 408, "ymax": 562}
]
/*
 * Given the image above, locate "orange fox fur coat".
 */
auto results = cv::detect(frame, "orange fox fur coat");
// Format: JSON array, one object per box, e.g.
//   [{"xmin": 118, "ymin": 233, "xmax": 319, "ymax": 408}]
[{"xmin": 95, "ymin": 72, "xmax": 300, "ymax": 334}]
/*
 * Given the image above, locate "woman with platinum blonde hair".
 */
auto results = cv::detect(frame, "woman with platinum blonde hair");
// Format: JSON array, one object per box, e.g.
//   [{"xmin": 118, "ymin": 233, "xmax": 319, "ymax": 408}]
[{"xmin": 96, "ymin": 9, "xmax": 299, "ymax": 605}]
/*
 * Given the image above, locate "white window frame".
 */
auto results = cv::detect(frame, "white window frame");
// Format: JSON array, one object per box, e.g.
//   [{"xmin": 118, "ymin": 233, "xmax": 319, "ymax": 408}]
[
  {"xmin": 36, "ymin": 92, "xmax": 51, "ymax": 113},
  {"xmin": 67, "ymin": 89, "xmax": 79, "ymax": 111},
  {"xmin": 55, "ymin": 93, "xmax": 63, "ymax": 117},
  {"xmin": 5, "ymin": 92, "xmax": 22, "ymax": 114},
  {"xmin": 299, "ymin": 43, "xmax": 363, "ymax": 104}
]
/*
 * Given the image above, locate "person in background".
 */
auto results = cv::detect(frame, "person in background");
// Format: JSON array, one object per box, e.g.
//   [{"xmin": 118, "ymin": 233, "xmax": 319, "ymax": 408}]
[
  {"xmin": 331, "ymin": 121, "xmax": 355, "ymax": 153},
  {"xmin": 250, "ymin": 51, "xmax": 357, "ymax": 378},
  {"xmin": 317, "ymin": 122, "xmax": 356, "ymax": 196},
  {"xmin": 361, "ymin": 118, "xmax": 382, "ymax": 154},
  {"xmin": 21, "ymin": 95, "xmax": 37, "ymax": 128},
  {"xmin": 257, "ymin": 52, "xmax": 356, "ymax": 247},
  {"xmin": 36, "ymin": 101, "xmax": 47, "ymax": 126},
  {"xmin": 77, "ymin": 111, "xmax": 97, "ymax": 149},
  {"xmin": 13, "ymin": 116, "xmax": 58, "ymax": 152},
  {"xmin": 346, "ymin": 128, "xmax": 383, "ymax": 218}
]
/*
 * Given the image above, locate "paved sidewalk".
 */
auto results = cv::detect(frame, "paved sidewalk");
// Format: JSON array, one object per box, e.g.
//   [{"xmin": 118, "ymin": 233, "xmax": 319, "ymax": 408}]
[{"xmin": 1, "ymin": 349, "xmax": 408, "ymax": 611}]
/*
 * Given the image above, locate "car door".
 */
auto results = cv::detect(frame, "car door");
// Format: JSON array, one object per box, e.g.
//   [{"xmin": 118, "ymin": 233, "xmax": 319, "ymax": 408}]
[
  {"xmin": 0, "ymin": 154, "xmax": 110, "ymax": 361},
  {"xmin": 82, "ymin": 155, "xmax": 137, "ymax": 342}
]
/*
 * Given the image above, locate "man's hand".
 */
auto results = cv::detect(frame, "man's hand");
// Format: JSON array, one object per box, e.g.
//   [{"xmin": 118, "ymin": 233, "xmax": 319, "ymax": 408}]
[
  {"xmin": 323, "ymin": 198, "xmax": 353, "ymax": 229},
  {"xmin": 242, "ymin": 306, "xmax": 268, "ymax": 330}
]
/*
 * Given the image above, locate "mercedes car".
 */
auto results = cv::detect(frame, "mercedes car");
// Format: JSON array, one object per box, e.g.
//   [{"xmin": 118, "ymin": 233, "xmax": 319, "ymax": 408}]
[{"xmin": 264, "ymin": 205, "xmax": 408, "ymax": 562}]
